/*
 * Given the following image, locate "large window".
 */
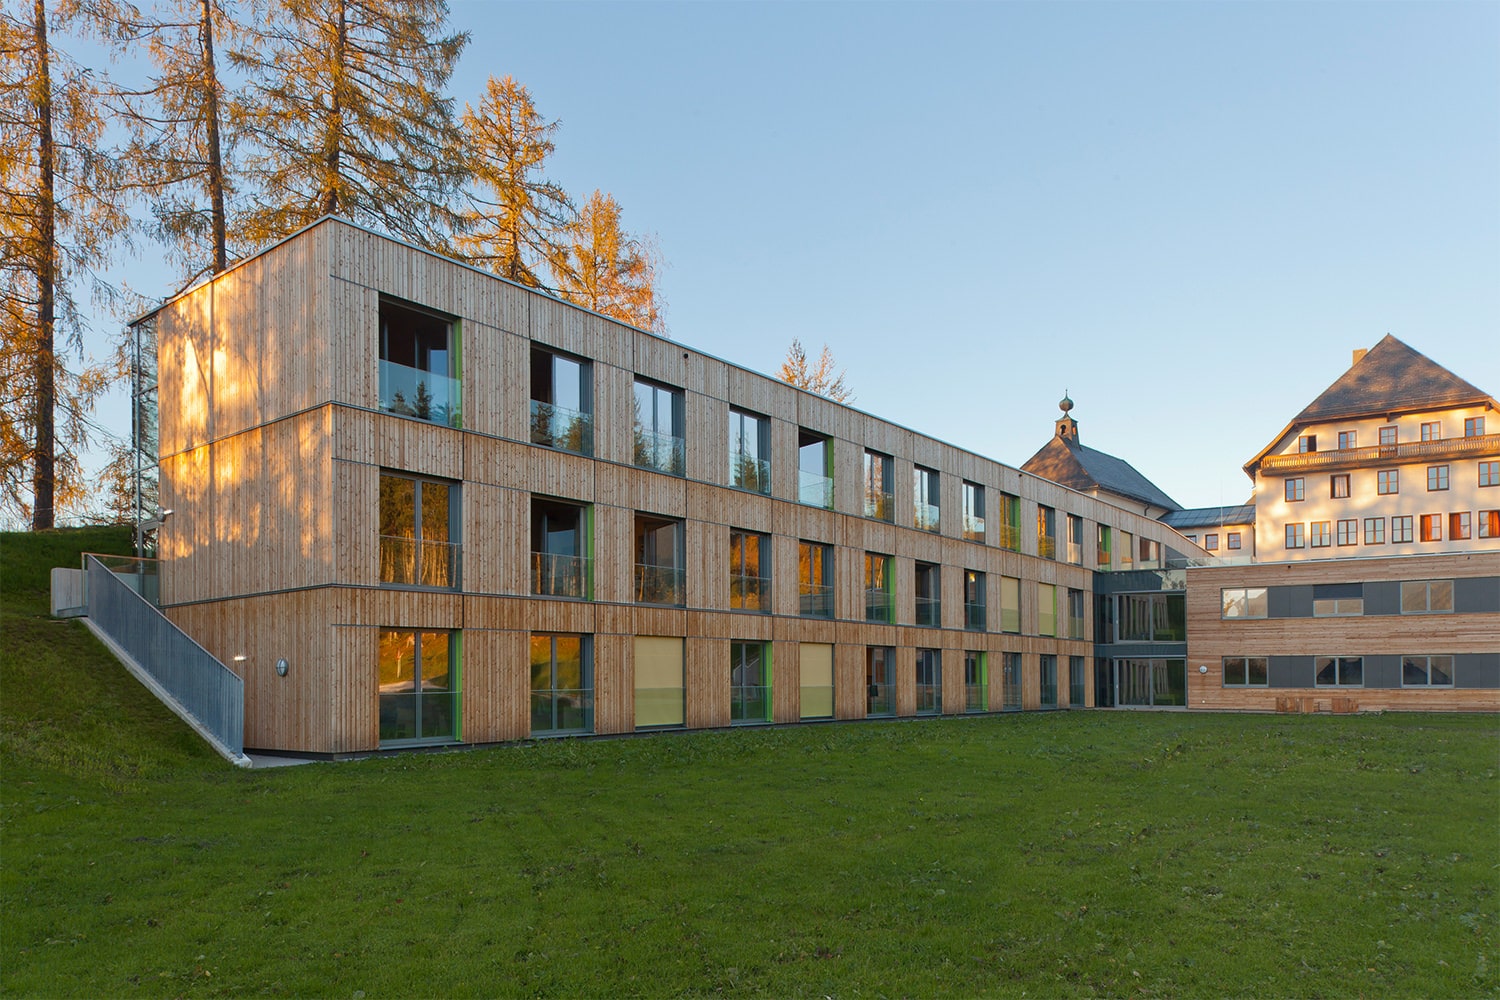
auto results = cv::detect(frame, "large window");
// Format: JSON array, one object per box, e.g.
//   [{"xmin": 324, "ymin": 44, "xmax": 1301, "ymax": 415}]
[
  {"xmin": 1401, "ymin": 580, "xmax": 1453, "ymax": 614},
  {"xmin": 1067, "ymin": 588, "xmax": 1086, "ymax": 639},
  {"xmin": 964, "ymin": 570, "xmax": 986, "ymax": 631},
  {"xmin": 1037, "ymin": 505, "xmax": 1057, "ymax": 559},
  {"xmin": 1221, "ymin": 587, "xmax": 1268, "ymax": 619},
  {"xmin": 866, "ymin": 647, "xmax": 894, "ymax": 717},
  {"xmin": 865, "ymin": 552, "xmax": 893, "ymax": 622},
  {"xmin": 635, "ymin": 514, "xmax": 684, "ymax": 605},
  {"xmin": 1097, "ymin": 524, "xmax": 1112, "ymax": 568},
  {"xmin": 798, "ymin": 429, "xmax": 833, "ymax": 508},
  {"xmin": 864, "ymin": 450, "xmax": 894, "ymax": 521},
  {"xmin": 999, "ymin": 575, "xmax": 1021, "ymax": 633},
  {"xmin": 1037, "ymin": 583, "xmax": 1057, "ymax": 637},
  {"xmin": 1001, "ymin": 652, "xmax": 1022, "ymax": 711},
  {"xmin": 729, "ymin": 529, "xmax": 770, "ymax": 612},
  {"xmin": 1313, "ymin": 584, "xmax": 1362, "ymax": 617},
  {"xmin": 379, "ymin": 299, "xmax": 460, "ymax": 427},
  {"xmin": 915, "ymin": 649, "xmax": 942, "ymax": 715},
  {"xmin": 532, "ymin": 498, "xmax": 590, "ymax": 598},
  {"xmin": 962, "ymin": 481, "xmax": 985, "ymax": 542},
  {"xmin": 730, "ymin": 642, "xmax": 772, "ymax": 724},
  {"xmin": 378, "ymin": 629, "xmax": 457, "ymax": 743},
  {"xmin": 999, "ymin": 493, "xmax": 1022, "ymax": 551},
  {"xmin": 1066, "ymin": 514, "xmax": 1084, "ymax": 564},
  {"xmin": 379, "ymin": 472, "xmax": 458, "ymax": 589},
  {"xmin": 530, "ymin": 347, "xmax": 592, "ymax": 454},
  {"xmin": 729, "ymin": 408, "xmax": 770, "ymax": 494},
  {"xmin": 1116, "ymin": 593, "xmax": 1185, "ymax": 641},
  {"xmin": 913, "ymin": 466, "xmax": 940, "ymax": 532},
  {"xmin": 1222, "ymin": 657, "xmax": 1268, "ymax": 687},
  {"xmin": 965, "ymin": 652, "xmax": 987, "ymax": 712},
  {"xmin": 635, "ymin": 637, "xmax": 684, "ymax": 728},
  {"xmin": 530, "ymin": 633, "xmax": 592, "ymax": 734},
  {"xmin": 1118, "ymin": 531, "xmax": 1134, "ymax": 570},
  {"xmin": 798, "ymin": 540, "xmax": 834, "ymax": 618},
  {"xmin": 1315, "ymin": 656, "xmax": 1363, "ymax": 687},
  {"xmin": 1113, "ymin": 658, "xmax": 1187, "ymax": 707},
  {"xmin": 914, "ymin": 561, "xmax": 941, "ymax": 626},
  {"xmin": 1069, "ymin": 655, "xmax": 1086, "ymax": 707},
  {"xmin": 633, "ymin": 378, "xmax": 685, "ymax": 475},
  {"xmin": 799, "ymin": 643, "xmax": 834, "ymax": 719},
  {"xmin": 1039, "ymin": 654, "xmax": 1058, "ymax": 709},
  {"xmin": 1403, "ymin": 655, "xmax": 1454, "ymax": 687}
]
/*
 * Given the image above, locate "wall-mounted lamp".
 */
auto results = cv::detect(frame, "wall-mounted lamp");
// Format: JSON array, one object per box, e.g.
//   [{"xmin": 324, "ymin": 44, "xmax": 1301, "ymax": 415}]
[
  {"xmin": 275, "ymin": 658, "xmax": 290, "ymax": 678},
  {"xmin": 232, "ymin": 654, "xmax": 248, "ymax": 662},
  {"xmin": 1198, "ymin": 664, "xmax": 1209, "ymax": 674}
]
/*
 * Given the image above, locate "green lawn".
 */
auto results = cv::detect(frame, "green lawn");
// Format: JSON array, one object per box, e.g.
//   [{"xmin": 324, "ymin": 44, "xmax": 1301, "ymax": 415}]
[{"xmin": 3, "ymin": 530, "xmax": 1498, "ymax": 997}]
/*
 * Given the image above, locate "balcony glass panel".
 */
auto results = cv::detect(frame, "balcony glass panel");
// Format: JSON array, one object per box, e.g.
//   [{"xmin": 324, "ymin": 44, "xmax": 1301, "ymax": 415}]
[
  {"xmin": 914, "ymin": 502, "xmax": 940, "ymax": 533},
  {"xmin": 731, "ymin": 451, "xmax": 771, "ymax": 494},
  {"xmin": 915, "ymin": 597, "xmax": 941, "ymax": 627},
  {"xmin": 635, "ymin": 563, "xmax": 685, "ymax": 605},
  {"xmin": 865, "ymin": 588, "xmax": 892, "ymax": 622},
  {"xmin": 530, "ymin": 400, "xmax": 594, "ymax": 455},
  {"xmin": 634, "ymin": 429, "xmax": 685, "ymax": 476},
  {"xmin": 965, "ymin": 602, "xmax": 986, "ymax": 631},
  {"xmin": 532, "ymin": 551, "xmax": 591, "ymax": 598},
  {"xmin": 379, "ymin": 359, "xmax": 460, "ymax": 427},
  {"xmin": 379, "ymin": 535, "xmax": 459, "ymax": 589},
  {"xmin": 799, "ymin": 583, "xmax": 833, "ymax": 618},
  {"xmin": 799, "ymin": 469, "xmax": 834, "ymax": 508}
]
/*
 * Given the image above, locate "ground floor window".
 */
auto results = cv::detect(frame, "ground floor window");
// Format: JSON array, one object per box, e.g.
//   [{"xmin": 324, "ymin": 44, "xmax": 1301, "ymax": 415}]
[
  {"xmin": 866, "ymin": 646, "xmax": 894, "ymax": 717},
  {"xmin": 378, "ymin": 629, "xmax": 458, "ymax": 743},
  {"xmin": 1039, "ymin": 654, "xmax": 1058, "ymax": 709},
  {"xmin": 1222, "ymin": 656, "xmax": 1268, "ymax": 686},
  {"xmin": 915, "ymin": 648, "xmax": 941, "ymax": 715},
  {"xmin": 531, "ymin": 633, "xmax": 593, "ymax": 735},
  {"xmin": 1069, "ymin": 655, "xmax": 1086, "ymax": 707},
  {"xmin": 1002, "ymin": 652, "xmax": 1022, "ymax": 710},
  {"xmin": 635, "ymin": 636, "xmax": 684, "ymax": 728},
  {"xmin": 1402, "ymin": 655, "xmax": 1454, "ymax": 687},
  {"xmin": 1094, "ymin": 657, "xmax": 1114, "ymax": 707},
  {"xmin": 964, "ymin": 651, "xmax": 987, "ymax": 712},
  {"xmin": 799, "ymin": 643, "xmax": 834, "ymax": 719},
  {"xmin": 1315, "ymin": 656, "xmax": 1363, "ymax": 687},
  {"xmin": 1111, "ymin": 658, "xmax": 1186, "ymax": 707},
  {"xmin": 730, "ymin": 641, "xmax": 772, "ymax": 724}
]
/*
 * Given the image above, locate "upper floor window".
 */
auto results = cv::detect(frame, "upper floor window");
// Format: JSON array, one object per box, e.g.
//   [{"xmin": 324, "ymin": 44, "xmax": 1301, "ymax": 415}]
[
  {"xmin": 964, "ymin": 570, "xmax": 986, "ymax": 631},
  {"xmin": 729, "ymin": 408, "xmax": 770, "ymax": 494},
  {"xmin": 1420, "ymin": 513, "xmax": 1442, "ymax": 542},
  {"xmin": 1428, "ymin": 465, "xmax": 1450, "ymax": 491},
  {"xmin": 379, "ymin": 472, "xmax": 458, "ymax": 589},
  {"xmin": 1309, "ymin": 521, "xmax": 1332, "ymax": 548},
  {"xmin": 962, "ymin": 481, "xmax": 985, "ymax": 542},
  {"xmin": 1221, "ymin": 587, "xmax": 1268, "ymax": 619},
  {"xmin": 1313, "ymin": 583, "xmax": 1362, "ymax": 617},
  {"xmin": 1377, "ymin": 469, "xmax": 1399, "ymax": 495},
  {"xmin": 864, "ymin": 552, "xmax": 893, "ymax": 622},
  {"xmin": 1379, "ymin": 426, "xmax": 1398, "ymax": 447},
  {"xmin": 1285, "ymin": 523, "xmax": 1305, "ymax": 549},
  {"xmin": 530, "ymin": 347, "xmax": 591, "ymax": 454},
  {"xmin": 634, "ymin": 513, "xmax": 684, "ymax": 605},
  {"xmin": 633, "ymin": 379, "xmax": 685, "ymax": 476},
  {"xmin": 1298, "ymin": 434, "xmax": 1317, "ymax": 453},
  {"xmin": 1037, "ymin": 504, "xmax": 1057, "ymax": 559},
  {"xmin": 532, "ymin": 497, "xmax": 590, "ymax": 599},
  {"xmin": 1421, "ymin": 421, "xmax": 1441, "ymax": 442},
  {"xmin": 1364, "ymin": 517, "xmax": 1385, "ymax": 545},
  {"xmin": 1067, "ymin": 588, "xmax": 1086, "ymax": 639},
  {"xmin": 1482, "ymin": 510, "xmax": 1500, "ymax": 538},
  {"xmin": 1480, "ymin": 461, "xmax": 1500, "ymax": 488},
  {"xmin": 798, "ymin": 540, "xmax": 834, "ymax": 618},
  {"xmin": 1465, "ymin": 417, "xmax": 1485, "ymax": 438},
  {"xmin": 1066, "ymin": 514, "xmax": 1084, "ymax": 564},
  {"xmin": 1337, "ymin": 430, "xmax": 1356, "ymax": 450},
  {"xmin": 999, "ymin": 492, "xmax": 1022, "ymax": 551},
  {"xmin": 1285, "ymin": 478, "xmax": 1305, "ymax": 502},
  {"xmin": 1097, "ymin": 524, "xmax": 1112, "ymax": 567},
  {"xmin": 1037, "ymin": 583, "xmax": 1057, "ymax": 637},
  {"xmin": 999, "ymin": 575, "xmax": 1021, "ymax": 633},
  {"xmin": 864, "ymin": 450, "xmax": 894, "ymax": 521},
  {"xmin": 379, "ymin": 299, "xmax": 460, "ymax": 427},
  {"xmin": 1137, "ymin": 537, "xmax": 1162, "ymax": 570},
  {"xmin": 1118, "ymin": 530, "xmax": 1134, "ymax": 570},
  {"xmin": 797, "ymin": 429, "xmax": 834, "ymax": 508},
  {"xmin": 1448, "ymin": 512, "xmax": 1471, "ymax": 540},
  {"xmin": 1204, "ymin": 533, "xmax": 1219, "ymax": 550},
  {"xmin": 729, "ymin": 529, "xmax": 770, "ymax": 612},
  {"xmin": 1401, "ymin": 579, "xmax": 1453, "ymax": 614},
  {"xmin": 1116, "ymin": 592, "xmax": 1185, "ymax": 642},
  {"xmin": 1336, "ymin": 518, "xmax": 1357, "ymax": 546},
  {"xmin": 914, "ymin": 561, "xmax": 941, "ymax": 626},
  {"xmin": 1392, "ymin": 515, "xmax": 1414, "ymax": 543},
  {"xmin": 913, "ymin": 466, "xmax": 940, "ymax": 532},
  {"xmin": 915, "ymin": 649, "xmax": 942, "ymax": 716},
  {"xmin": 1331, "ymin": 474, "xmax": 1350, "ymax": 499},
  {"xmin": 1227, "ymin": 532, "xmax": 1242, "ymax": 550}
]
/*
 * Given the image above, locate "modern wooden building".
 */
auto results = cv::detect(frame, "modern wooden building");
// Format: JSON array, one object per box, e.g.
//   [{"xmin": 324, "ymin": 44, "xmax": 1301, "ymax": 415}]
[{"xmin": 131, "ymin": 218, "xmax": 1200, "ymax": 754}]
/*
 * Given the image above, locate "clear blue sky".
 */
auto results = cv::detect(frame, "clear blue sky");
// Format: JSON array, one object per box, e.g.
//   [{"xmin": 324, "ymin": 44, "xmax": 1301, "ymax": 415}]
[{"xmin": 91, "ymin": 0, "xmax": 1500, "ymax": 512}]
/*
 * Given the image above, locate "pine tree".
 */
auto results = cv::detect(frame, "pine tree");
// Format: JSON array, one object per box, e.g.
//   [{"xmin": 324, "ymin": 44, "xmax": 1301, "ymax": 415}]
[
  {"xmin": 230, "ymin": 0, "xmax": 468, "ymax": 250},
  {"xmin": 777, "ymin": 339, "xmax": 852, "ymax": 402},
  {"xmin": 0, "ymin": 1, "xmax": 125, "ymax": 529},
  {"xmin": 454, "ymin": 75, "xmax": 571, "ymax": 289},
  {"xmin": 552, "ymin": 189, "xmax": 663, "ymax": 333}
]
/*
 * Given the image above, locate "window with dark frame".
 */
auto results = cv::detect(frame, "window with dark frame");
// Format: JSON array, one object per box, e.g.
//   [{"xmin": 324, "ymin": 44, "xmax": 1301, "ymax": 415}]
[
  {"xmin": 1428, "ymin": 465, "xmax": 1450, "ymax": 491},
  {"xmin": 1377, "ymin": 469, "xmax": 1399, "ymax": 495},
  {"xmin": 1401, "ymin": 579, "xmax": 1454, "ymax": 613},
  {"xmin": 864, "ymin": 450, "xmax": 894, "ymax": 521},
  {"xmin": 1402, "ymin": 655, "xmax": 1454, "ymax": 687},
  {"xmin": 379, "ymin": 472, "xmax": 458, "ymax": 590},
  {"xmin": 1298, "ymin": 435, "xmax": 1317, "ymax": 453},
  {"xmin": 1449, "ymin": 511, "xmax": 1471, "ymax": 540},
  {"xmin": 1309, "ymin": 521, "xmax": 1331, "ymax": 547},
  {"xmin": 1419, "ymin": 514, "xmax": 1442, "ymax": 543},
  {"xmin": 729, "ymin": 529, "xmax": 770, "ymax": 612},
  {"xmin": 1226, "ymin": 532, "xmax": 1241, "ymax": 550},
  {"xmin": 1480, "ymin": 461, "xmax": 1500, "ymax": 488},
  {"xmin": 379, "ymin": 299, "xmax": 460, "ymax": 427},
  {"xmin": 1331, "ymin": 474, "xmax": 1350, "ymax": 499},
  {"xmin": 1379, "ymin": 425, "xmax": 1397, "ymax": 447},
  {"xmin": 1314, "ymin": 655, "xmax": 1363, "ymax": 687},
  {"xmin": 1465, "ymin": 417, "xmax": 1485, "ymax": 438},
  {"xmin": 1421, "ymin": 421, "xmax": 1441, "ymax": 441},
  {"xmin": 1285, "ymin": 478, "xmax": 1305, "ymax": 502},
  {"xmin": 1285, "ymin": 523, "xmax": 1305, "ymax": 549},
  {"xmin": 1363, "ymin": 517, "xmax": 1385, "ymax": 545},
  {"xmin": 1222, "ymin": 657, "xmax": 1268, "ymax": 687},
  {"xmin": 1337, "ymin": 430, "xmax": 1356, "ymax": 450},
  {"xmin": 1392, "ymin": 515, "xmax": 1414, "ymax": 543},
  {"xmin": 1480, "ymin": 510, "xmax": 1500, "ymax": 538}
]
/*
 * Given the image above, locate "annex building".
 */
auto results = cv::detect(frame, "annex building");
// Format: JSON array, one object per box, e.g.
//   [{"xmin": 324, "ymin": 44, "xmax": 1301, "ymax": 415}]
[{"xmin": 126, "ymin": 218, "xmax": 1499, "ymax": 755}]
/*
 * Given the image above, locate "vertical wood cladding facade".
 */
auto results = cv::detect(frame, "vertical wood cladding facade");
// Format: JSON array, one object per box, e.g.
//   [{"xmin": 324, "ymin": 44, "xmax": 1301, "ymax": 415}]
[{"xmin": 144, "ymin": 219, "xmax": 1205, "ymax": 753}]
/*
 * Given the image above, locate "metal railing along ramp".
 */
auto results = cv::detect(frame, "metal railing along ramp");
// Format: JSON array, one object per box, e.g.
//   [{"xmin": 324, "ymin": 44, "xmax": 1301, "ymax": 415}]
[{"xmin": 83, "ymin": 555, "xmax": 250, "ymax": 767}]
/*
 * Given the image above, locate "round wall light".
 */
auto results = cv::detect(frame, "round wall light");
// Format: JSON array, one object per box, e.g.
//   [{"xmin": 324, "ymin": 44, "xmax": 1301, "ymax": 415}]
[
  {"xmin": 275, "ymin": 657, "xmax": 290, "ymax": 678},
  {"xmin": 1198, "ymin": 664, "xmax": 1209, "ymax": 674}
]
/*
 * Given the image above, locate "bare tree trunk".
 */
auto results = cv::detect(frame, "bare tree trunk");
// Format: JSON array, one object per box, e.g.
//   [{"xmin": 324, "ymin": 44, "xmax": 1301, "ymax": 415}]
[
  {"xmin": 320, "ymin": 0, "xmax": 346, "ymax": 216},
  {"xmin": 32, "ymin": 0, "xmax": 56, "ymax": 530},
  {"xmin": 200, "ymin": 0, "xmax": 227, "ymax": 272}
]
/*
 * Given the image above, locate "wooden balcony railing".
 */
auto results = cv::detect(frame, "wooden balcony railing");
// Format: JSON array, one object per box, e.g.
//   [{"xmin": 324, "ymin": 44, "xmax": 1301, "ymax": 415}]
[{"xmin": 1261, "ymin": 433, "xmax": 1499, "ymax": 473}]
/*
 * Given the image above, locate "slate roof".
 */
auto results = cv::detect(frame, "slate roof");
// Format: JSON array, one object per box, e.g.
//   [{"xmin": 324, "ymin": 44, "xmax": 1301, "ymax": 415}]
[
  {"xmin": 1159, "ymin": 505, "xmax": 1256, "ymax": 529},
  {"xmin": 1291, "ymin": 334, "xmax": 1492, "ymax": 423},
  {"xmin": 1022, "ymin": 436, "xmax": 1181, "ymax": 512}
]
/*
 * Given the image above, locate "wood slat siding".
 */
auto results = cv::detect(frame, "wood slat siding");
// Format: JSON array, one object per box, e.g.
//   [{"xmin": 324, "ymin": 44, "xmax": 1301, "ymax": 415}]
[
  {"xmin": 772, "ymin": 640, "xmax": 802, "ymax": 723},
  {"xmin": 685, "ymin": 637, "xmax": 729, "ymax": 729}
]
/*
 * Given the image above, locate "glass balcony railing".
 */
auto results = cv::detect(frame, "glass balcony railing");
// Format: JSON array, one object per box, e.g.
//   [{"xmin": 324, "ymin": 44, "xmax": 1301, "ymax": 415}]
[
  {"xmin": 915, "ymin": 597, "xmax": 941, "ymax": 627},
  {"xmin": 635, "ymin": 562, "xmax": 685, "ymax": 605},
  {"xmin": 531, "ymin": 551, "xmax": 590, "ymax": 599},
  {"xmin": 914, "ymin": 502, "xmax": 940, "ymax": 533},
  {"xmin": 530, "ymin": 400, "xmax": 593, "ymax": 455},
  {"xmin": 730, "ymin": 574, "xmax": 771, "ymax": 612},
  {"xmin": 799, "ymin": 583, "xmax": 833, "ymax": 618},
  {"xmin": 1067, "ymin": 542, "xmax": 1083, "ymax": 565},
  {"xmin": 379, "ymin": 360, "xmax": 460, "ymax": 427},
  {"xmin": 530, "ymin": 689, "xmax": 594, "ymax": 734},
  {"xmin": 865, "ymin": 488, "xmax": 894, "ymax": 521},
  {"xmin": 799, "ymin": 470, "xmax": 834, "ymax": 508},
  {"xmin": 730, "ymin": 451, "xmax": 771, "ymax": 494},
  {"xmin": 379, "ymin": 535, "xmax": 459, "ymax": 588},
  {"xmin": 916, "ymin": 685, "xmax": 941, "ymax": 716},
  {"xmin": 634, "ymin": 429, "xmax": 685, "ymax": 476},
  {"xmin": 865, "ymin": 588, "xmax": 892, "ymax": 623},
  {"xmin": 1069, "ymin": 616, "xmax": 1087, "ymax": 640},
  {"xmin": 730, "ymin": 686, "xmax": 772, "ymax": 724},
  {"xmin": 999, "ymin": 524, "xmax": 1021, "ymax": 552},
  {"xmin": 965, "ymin": 683, "xmax": 986, "ymax": 712},
  {"xmin": 1038, "ymin": 536, "xmax": 1057, "ymax": 560},
  {"xmin": 867, "ymin": 684, "xmax": 893, "ymax": 717},
  {"xmin": 964, "ymin": 602, "xmax": 986, "ymax": 631},
  {"xmin": 963, "ymin": 517, "xmax": 985, "ymax": 543}
]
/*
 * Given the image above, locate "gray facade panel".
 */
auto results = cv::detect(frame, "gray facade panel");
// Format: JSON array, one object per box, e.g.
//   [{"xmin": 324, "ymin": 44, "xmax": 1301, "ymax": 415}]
[
  {"xmin": 1364, "ymin": 581, "xmax": 1401, "ymax": 617},
  {"xmin": 1269, "ymin": 655, "xmax": 1314, "ymax": 688},
  {"xmin": 1269, "ymin": 585, "xmax": 1313, "ymax": 619},
  {"xmin": 1456, "ymin": 653, "xmax": 1500, "ymax": 689},
  {"xmin": 1363, "ymin": 654, "xmax": 1402, "ymax": 689},
  {"xmin": 1454, "ymin": 577, "xmax": 1500, "ymax": 615}
]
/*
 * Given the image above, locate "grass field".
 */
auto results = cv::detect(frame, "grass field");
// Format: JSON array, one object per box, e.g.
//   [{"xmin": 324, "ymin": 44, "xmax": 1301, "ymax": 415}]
[{"xmin": 3, "ymin": 529, "xmax": 1498, "ymax": 997}]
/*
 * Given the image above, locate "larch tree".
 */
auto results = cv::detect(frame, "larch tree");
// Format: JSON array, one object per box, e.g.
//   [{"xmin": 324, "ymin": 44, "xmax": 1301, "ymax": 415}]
[
  {"xmin": 454, "ymin": 74, "xmax": 571, "ymax": 289},
  {"xmin": 0, "ymin": 1, "xmax": 125, "ymax": 529},
  {"xmin": 552, "ymin": 188, "xmax": 663, "ymax": 333},
  {"xmin": 777, "ymin": 339, "xmax": 853, "ymax": 402},
  {"xmin": 229, "ymin": 0, "xmax": 468, "ymax": 250}
]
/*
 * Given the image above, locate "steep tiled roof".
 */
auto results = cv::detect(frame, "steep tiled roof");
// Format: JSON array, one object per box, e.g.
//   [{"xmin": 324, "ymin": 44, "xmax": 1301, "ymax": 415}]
[
  {"xmin": 1159, "ymin": 505, "xmax": 1256, "ymax": 529},
  {"xmin": 1294, "ymin": 334, "xmax": 1490, "ymax": 423},
  {"xmin": 1022, "ymin": 436, "xmax": 1181, "ymax": 513}
]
